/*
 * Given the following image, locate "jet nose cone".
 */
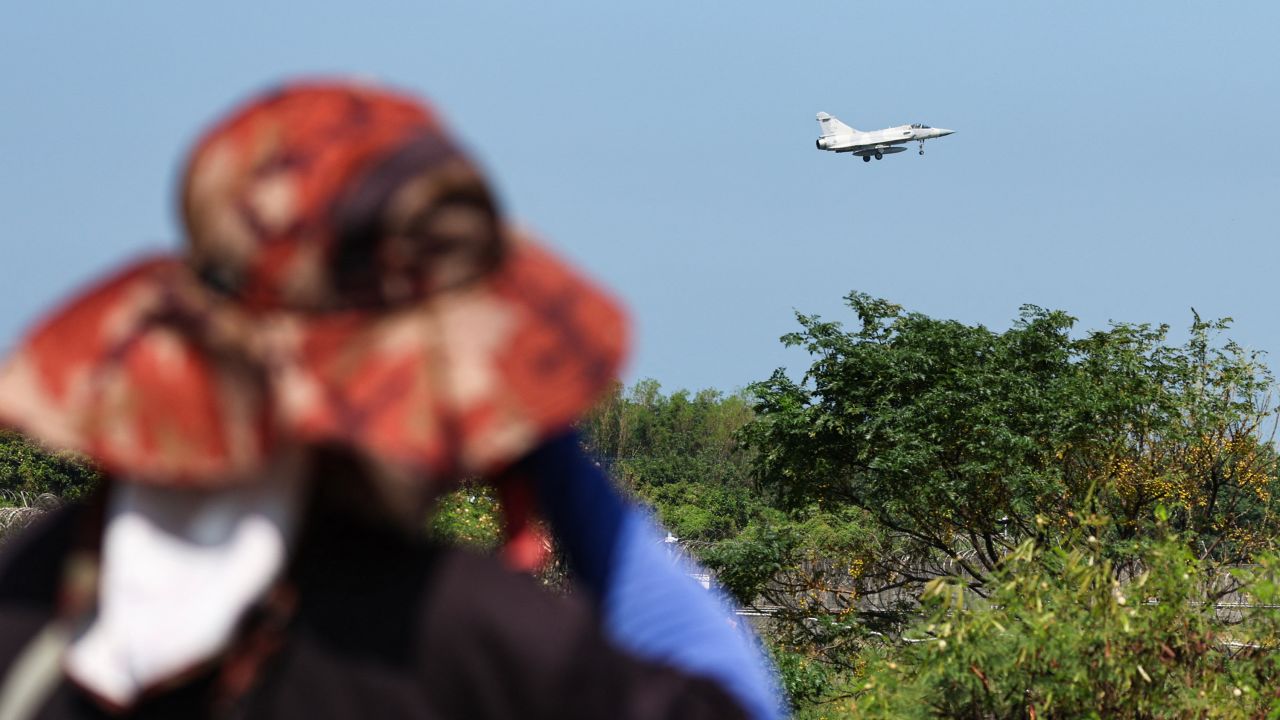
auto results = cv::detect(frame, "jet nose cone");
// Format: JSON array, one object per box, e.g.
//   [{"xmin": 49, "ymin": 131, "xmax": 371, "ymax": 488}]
[{"xmin": 936, "ymin": 128, "xmax": 955, "ymax": 137}]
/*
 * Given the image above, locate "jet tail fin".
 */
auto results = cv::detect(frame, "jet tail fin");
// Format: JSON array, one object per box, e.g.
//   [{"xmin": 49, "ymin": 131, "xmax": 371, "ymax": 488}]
[{"xmin": 816, "ymin": 112, "xmax": 857, "ymax": 136}]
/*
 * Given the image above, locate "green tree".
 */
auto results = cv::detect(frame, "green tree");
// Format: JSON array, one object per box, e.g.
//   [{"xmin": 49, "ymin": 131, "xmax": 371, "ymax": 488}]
[
  {"xmin": 578, "ymin": 380, "xmax": 761, "ymax": 542},
  {"xmin": 0, "ymin": 431, "xmax": 100, "ymax": 505},
  {"xmin": 0, "ymin": 431, "xmax": 102, "ymax": 544},
  {"xmin": 719, "ymin": 293, "xmax": 1280, "ymax": 713},
  {"xmin": 743, "ymin": 294, "xmax": 1278, "ymax": 602}
]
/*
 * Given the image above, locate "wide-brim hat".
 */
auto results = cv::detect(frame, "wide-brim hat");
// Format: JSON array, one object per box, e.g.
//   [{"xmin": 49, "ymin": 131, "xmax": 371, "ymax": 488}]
[{"xmin": 0, "ymin": 81, "xmax": 627, "ymax": 494}]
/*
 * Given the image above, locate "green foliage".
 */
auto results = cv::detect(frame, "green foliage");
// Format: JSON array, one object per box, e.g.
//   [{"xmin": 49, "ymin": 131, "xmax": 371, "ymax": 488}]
[
  {"xmin": 0, "ymin": 431, "xmax": 100, "ymax": 505},
  {"xmin": 635, "ymin": 480, "xmax": 762, "ymax": 542},
  {"xmin": 426, "ymin": 482, "xmax": 503, "ymax": 550},
  {"xmin": 571, "ymin": 314, "xmax": 1280, "ymax": 715},
  {"xmin": 710, "ymin": 293, "xmax": 1280, "ymax": 715},
  {"xmin": 705, "ymin": 505, "xmax": 886, "ymax": 618},
  {"xmin": 580, "ymin": 380, "xmax": 756, "ymax": 492},
  {"xmin": 768, "ymin": 643, "xmax": 850, "ymax": 713},
  {"xmin": 703, "ymin": 514, "xmax": 792, "ymax": 606},
  {"xmin": 743, "ymin": 293, "xmax": 1280, "ymax": 603},
  {"xmin": 847, "ymin": 515, "xmax": 1280, "ymax": 719},
  {"xmin": 578, "ymin": 380, "xmax": 763, "ymax": 545}
]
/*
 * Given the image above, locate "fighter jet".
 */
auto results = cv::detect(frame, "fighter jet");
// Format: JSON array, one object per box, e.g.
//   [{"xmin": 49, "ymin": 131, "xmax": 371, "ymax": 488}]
[{"xmin": 815, "ymin": 112, "xmax": 954, "ymax": 162}]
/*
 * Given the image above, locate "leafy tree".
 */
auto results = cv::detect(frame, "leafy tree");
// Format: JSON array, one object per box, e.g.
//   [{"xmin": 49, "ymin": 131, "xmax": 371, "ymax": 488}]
[
  {"xmin": 0, "ymin": 432, "xmax": 101, "ymax": 544},
  {"xmin": 0, "ymin": 431, "xmax": 100, "ymax": 505},
  {"xmin": 706, "ymin": 293, "xmax": 1280, "ymax": 714},
  {"xmin": 580, "ymin": 380, "xmax": 756, "ymax": 491},
  {"xmin": 742, "ymin": 293, "xmax": 1279, "ymax": 606},
  {"xmin": 578, "ymin": 380, "xmax": 762, "ymax": 542}
]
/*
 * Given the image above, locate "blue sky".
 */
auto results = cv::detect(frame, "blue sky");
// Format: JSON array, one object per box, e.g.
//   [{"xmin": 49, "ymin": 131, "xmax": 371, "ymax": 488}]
[{"xmin": 2, "ymin": 2, "xmax": 1278, "ymax": 392}]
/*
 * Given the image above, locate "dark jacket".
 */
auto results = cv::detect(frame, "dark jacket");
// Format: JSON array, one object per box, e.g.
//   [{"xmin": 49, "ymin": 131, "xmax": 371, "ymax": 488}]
[{"xmin": 0, "ymin": 505, "xmax": 748, "ymax": 720}]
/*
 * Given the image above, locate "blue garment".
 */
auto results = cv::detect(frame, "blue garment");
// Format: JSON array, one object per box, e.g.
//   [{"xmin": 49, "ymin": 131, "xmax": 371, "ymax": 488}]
[{"xmin": 518, "ymin": 433, "xmax": 782, "ymax": 720}]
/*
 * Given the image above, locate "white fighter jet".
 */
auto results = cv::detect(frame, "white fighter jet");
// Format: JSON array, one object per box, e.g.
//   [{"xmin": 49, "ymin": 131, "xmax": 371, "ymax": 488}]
[{"xmin": 814, "ymin": 112, "xmax": 954, "ymax": 162}]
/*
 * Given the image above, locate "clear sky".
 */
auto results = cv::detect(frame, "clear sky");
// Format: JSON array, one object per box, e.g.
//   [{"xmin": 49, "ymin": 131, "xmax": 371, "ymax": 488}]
[{"xmin": 2, "ymin": 2, "xmax": 1278, "ymax": 393}]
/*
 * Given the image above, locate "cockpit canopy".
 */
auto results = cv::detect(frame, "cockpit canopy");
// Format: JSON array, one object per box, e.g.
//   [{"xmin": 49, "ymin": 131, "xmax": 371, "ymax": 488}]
[{"xmin": 910, "ymin": 123, "xmax": 931, "ymax": 129}]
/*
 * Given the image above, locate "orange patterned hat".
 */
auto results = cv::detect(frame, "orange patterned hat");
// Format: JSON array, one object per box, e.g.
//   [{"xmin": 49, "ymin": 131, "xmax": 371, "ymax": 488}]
[{"xmin": 0, "ymin": 81, "xmax": 628, "ymax": 489}]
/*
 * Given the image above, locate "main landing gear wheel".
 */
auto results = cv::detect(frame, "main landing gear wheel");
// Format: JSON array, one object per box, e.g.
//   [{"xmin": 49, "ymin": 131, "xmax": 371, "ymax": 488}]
[
  {"xmin": 862, "ymin": 155, "xmax": 871, "ymax": 163},
  {"xmin": 874, "ymin": 152, "xmax": 883, "ymax": 160}
]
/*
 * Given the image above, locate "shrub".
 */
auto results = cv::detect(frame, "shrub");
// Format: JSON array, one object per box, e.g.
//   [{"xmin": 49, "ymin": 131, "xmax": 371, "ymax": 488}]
[
  {"xmin": 0, "ymin": 431, "xmax": 100, "ymax": 505},
  {"xmin": 849, "ymin": 513, "xmax": 1280, "ymax": 719}
]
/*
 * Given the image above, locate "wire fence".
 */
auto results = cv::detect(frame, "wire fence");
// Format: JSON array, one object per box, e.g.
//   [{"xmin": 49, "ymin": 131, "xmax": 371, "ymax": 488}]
[{"xmin": 0, "ymin": 493, "xmax": 61, "ymax": 545}]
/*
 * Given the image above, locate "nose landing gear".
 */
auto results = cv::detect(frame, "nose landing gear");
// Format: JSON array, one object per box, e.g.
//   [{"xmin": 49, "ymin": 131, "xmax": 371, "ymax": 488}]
[{"xmin": 918, "ymin": 140, "xmax": 925, "ymax": 156}]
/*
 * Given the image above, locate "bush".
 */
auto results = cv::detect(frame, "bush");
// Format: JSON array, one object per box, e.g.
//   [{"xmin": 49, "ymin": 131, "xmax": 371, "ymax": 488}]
[
  {"xmin": 848, "ymin": 512, "xmax": 1280, "ymax": 719},
  {"xmin": 0, "ymin": 431, "xmax": 100, "ymax": 505},
  {"xmin": 426, "ymin": 482, "xmax": 504, "ymax": 550}
]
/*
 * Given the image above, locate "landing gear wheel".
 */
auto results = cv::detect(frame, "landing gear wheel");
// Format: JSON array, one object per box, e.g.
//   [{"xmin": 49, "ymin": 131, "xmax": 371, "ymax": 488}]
[
  {"xmin": 874, "ymin": 152, "xmax": 883, "ymax": 160},
  {"xmin": 862, "ymin": 155, "xmax": 871, "ymax": 163},
  {"xmin": 919, "ymin": 150, "xmax": 924, "ymax": 156},
  {"xmin": 918, "ymin": 140, "xmax": 925, "ymax": 156}
]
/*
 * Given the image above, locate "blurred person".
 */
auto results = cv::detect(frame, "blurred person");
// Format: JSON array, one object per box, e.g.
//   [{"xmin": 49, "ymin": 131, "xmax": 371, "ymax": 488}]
[{"xmin": 0, "ymin": 82, "xmax": 781, "ymax": 719}]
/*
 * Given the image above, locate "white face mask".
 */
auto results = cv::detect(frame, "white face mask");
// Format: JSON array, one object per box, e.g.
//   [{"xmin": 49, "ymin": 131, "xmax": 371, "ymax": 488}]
[{"xmin": 64, "ymin": 477, "xmax": 302, "ymax": 709}]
